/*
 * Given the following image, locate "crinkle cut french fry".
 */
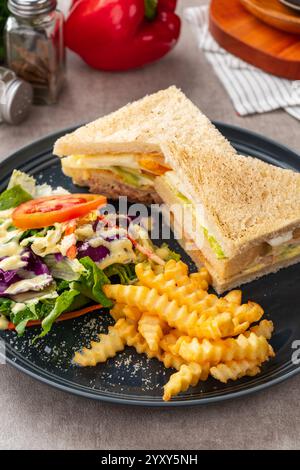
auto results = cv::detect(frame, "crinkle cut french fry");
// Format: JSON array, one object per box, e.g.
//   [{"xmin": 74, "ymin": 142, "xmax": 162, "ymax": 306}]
[
  {"xmin": 135, "ymin": 262, "xmax": 213, "ymax": 309},
  {"xmin": 163, "ymin": 260, "xmax": 212, "ymax": 291},
  {"xmin": 247, "ymin": 319, "xmax": 274, "ymax": 340},
  {"xmin": 223, "ymin": 290, "xmax": 242, "ymax": 305},
  {"xmin": 161, "ymin": 351, "xmax": 186, "ymax": 371},
  {"xmin": 110, "ymin": 303, "xmax": 126, "ymax": 321},
  {"xmin": 104, "ymin": 284, "xmax": 194, "ymax": 331},
  {"xmin": 160, "ymin": 333, "xmax": 186, "ymax": 370},
  {"xmin": 134, "ymin": 263, "xmax": 263, "ymax": 336},
  {"xmin": 85, "ymin": 258, "xmax": 275, "ymax": 401},
  {"xmin": 122, "ymin": 305, "xmax": 142, "ymax": 322},
  {"xmin": 104, "ymin": 284, "xmax": 237, "ymax": 339},
  {"xmin": 138, "ymin": 312, "xmax": 165, "ymax": 352},
  {"xmin": 163, "ymin": 362, "xmax": 203, "ymax": 401},
  {"xmin": 110, "ymin": 303, "xmax": 142, "ymax": 322},
  {"xmin": 136, "ymin": 262, "xmax": 236, "ymax": 317},
  {"xmin": 174, "ymin": 332, "xmax": 274, "ymax": 365},
  {"xmin": 73, "ymin": 320, "xmax": 126, "ymax": 367},
  {"xmin": 160, "ymin": 334, "xmax": 210, "ymax": 379},
  {"xmin": 160, "ymin": 331, "xmax": 180, "ymax": 353},
  {"xmin": 233, "ymin": 302, "xmax": 264, "ymax": 331},
  {"xmin": 163, "ymin": 259, "xmax": 188, "ymax": 279},
  {"xmin": 210, "ymin": 360, "xmax": 262, "ymax": 383},
  {"xmin": 190, "ymin": 267, "xmax": 212, "ymax": 289},
  {"xmin": 115, "ymin": 318, "xmax": 162, "ymax": 360}
]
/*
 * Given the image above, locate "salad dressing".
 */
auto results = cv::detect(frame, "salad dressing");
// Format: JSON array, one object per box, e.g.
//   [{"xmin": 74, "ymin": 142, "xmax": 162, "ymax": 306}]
[
  {"xmin": 0, "ymin": 315, "xmax": 9, "ymax": 330},
  {"xmin": 0, "ymin": 170, "xmax": 169, "ymax": 335},
  {"xmin": 4, "ymin": 274, "xmax": 53, "ymax": 295},
  {"xmin": 0, "ymin": 218, "xmax": 26, "ymax": 270},
  {"xmin": 11, "ymin": 302, "xmax": 26, "ymax": 314},
  {"xmin": 22, "ymin": 223, "xmax": 65, "ymax": 257},
  {"xmin": 99, "ymin": 238, "xmax": 136, "ymax": 269},
  {"xmin": 0, "ymin": 254, "xmax": 27, "ymax": 271}
]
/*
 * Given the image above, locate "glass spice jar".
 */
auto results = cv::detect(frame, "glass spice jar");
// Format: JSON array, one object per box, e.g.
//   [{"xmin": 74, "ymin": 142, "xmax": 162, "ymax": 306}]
[
  {"xmin": 5, "ymin": 0, "xmax": 65, "ymax": 105},
  {"xmin": 0, "ymin": 66, "xmax": 32, "ymax": 124}
]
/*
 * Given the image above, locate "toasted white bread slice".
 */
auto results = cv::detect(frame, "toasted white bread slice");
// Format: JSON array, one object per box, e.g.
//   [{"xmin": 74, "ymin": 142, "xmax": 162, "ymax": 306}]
[
  {"xmin": 54, "ymin": 86, "xmax": 236, "ymax": 160},
  {"xmin": 160, "ymin": 142, "xmax": 300, "ymax": 258},
  {"xmin": 174, "ymin": 225, "xmax": 300, "ymax": 294},
  {"xmin": 155, "ymin": 143, "xmax": 300, "ymax": 292},
  {"xmin": 162, "ymin": 198, "xmax": 300, "ymax": 293},
  {"xmin": 54, "ymin": 86, "xmax": 236, "ymax": 204}
]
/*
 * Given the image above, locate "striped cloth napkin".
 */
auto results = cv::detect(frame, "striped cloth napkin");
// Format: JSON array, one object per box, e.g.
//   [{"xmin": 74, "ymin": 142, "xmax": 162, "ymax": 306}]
[{"xmin": 184, "ymin": 5, "xmax": 300, "ymax": 120}]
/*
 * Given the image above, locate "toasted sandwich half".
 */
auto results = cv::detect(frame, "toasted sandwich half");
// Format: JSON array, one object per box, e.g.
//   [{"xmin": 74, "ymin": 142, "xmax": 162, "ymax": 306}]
[
  {"xmin": 54, "ymin": 86, "xmax": 236, "ymax": 203},
  {"xmin": 155, "ymin": 142, "xmax": 300, "ymax": 293}
]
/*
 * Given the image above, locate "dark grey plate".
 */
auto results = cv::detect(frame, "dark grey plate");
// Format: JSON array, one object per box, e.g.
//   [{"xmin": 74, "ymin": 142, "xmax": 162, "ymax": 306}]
[{"xmin": 0, "ymin": 123, "xmax": 300, "ymax": 406}]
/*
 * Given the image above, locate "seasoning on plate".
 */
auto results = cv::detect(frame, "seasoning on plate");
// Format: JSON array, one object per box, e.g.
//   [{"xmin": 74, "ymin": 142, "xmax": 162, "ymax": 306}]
[
  {"xmin": 0, "ymin": 66, "xmax": 32, "ymax": 124},
  {"xmin": 5, "ymin": 0, "xmax": 65, "ymax": 105}
]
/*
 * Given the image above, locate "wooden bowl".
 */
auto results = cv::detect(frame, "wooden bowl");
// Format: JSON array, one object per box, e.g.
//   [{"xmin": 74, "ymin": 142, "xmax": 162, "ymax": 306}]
[
  {"xmin": 240, "ymin": 0, "xmax": 300, "ymax": 34},
  {"xmin": 209, "ymin": 0, "xmax": 300, "ymax": 79},
  {"xmin": 279, "ymin": 0, "xmax": 300, "ymax": 12}
]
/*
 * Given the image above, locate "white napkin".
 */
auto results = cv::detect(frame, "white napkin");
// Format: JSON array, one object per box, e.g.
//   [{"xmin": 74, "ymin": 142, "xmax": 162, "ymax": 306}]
[{"xmin": 184, "ymin": 5, "xmax": 300, "ymax": 120}]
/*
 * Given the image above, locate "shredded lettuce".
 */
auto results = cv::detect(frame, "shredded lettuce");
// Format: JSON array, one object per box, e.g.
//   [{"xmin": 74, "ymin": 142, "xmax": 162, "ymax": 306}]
[
  {"xmin": 7, "ymin": 170, "xmax": 69, "ymax": 198},
  {"xmin": 110, "ymin": 166, "xmax": 154, "ymax": 188},
  {"xmin": 104, "ymin": 263, "xmax": 137, "ymax": 285},
  {"xmin": 19, "ymin": 228, "xmax": 43, "ymax": 243},
  {"xmin": 0, "ymin": 185, "xmax": 32, "ymax": 210},
  {"xmin": 14, "ymin": 303, "xmax": 52, "ymax": 335},
  {"xmin": 40, "ymin": 289, "xmax": 80, "ymax": 338},
  {"xmin": 156, "ymin": 243, "xmax": 181, "ymax": 262},
  {"xmin": 176, "ymin": 191, "xmax": 191, "ymax": 204},
  {"xmin": 0, "ymin": 298, "xmax": 12, "ymax": 316},
  {"xmin": 203, "ymin": 228, "xmax": 226, "ymax": 260},
  {"xmin": 45, "ymin": 255, "xmax": 84, "ymax": 281},
  {"xmin": 1, "ymin": 256, "xmax": 111, "ymax": 336},
  {"xmin": 7, "ymin": 170, "xmax": 36, "ymax": 196},
  {"xmin": 4, "ymin": 283, "xmax": 90, "ymax": 336},
  {"xmin": 73, "ymin": 256, "xmax": 112, "ymax": 307}
]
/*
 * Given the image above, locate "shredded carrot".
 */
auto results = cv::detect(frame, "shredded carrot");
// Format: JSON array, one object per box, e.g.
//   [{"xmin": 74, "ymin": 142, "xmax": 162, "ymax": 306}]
[
  {"xmin": 65, "ymin": 221, "xmax": 76, "ymax": 235},
  {"xmin": 6, "ymin": 304, "xmax": 103, "ymax": 331},
  {"xmin": 66, "ymin": 244, "xmax": 77, "ymax": 259},
  {"xmin": 127, "ymin": 234, "xmax": 165, "ymax": 265},
  {"xmin": 97, "ymin": 217, "xmax": 165, "ymax": 265}
]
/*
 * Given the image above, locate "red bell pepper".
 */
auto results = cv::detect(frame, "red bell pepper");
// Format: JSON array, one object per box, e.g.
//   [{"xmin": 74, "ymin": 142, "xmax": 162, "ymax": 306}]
[{"xmin": 65, "ymin": 0, "xmax": 181, "ymax": 71}]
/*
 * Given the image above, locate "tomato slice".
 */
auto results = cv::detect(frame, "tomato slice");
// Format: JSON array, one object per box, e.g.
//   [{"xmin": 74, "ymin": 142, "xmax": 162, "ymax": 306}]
[{"xmin": 12, "ymin": 194, "xmax": 107, "ymax": 229}]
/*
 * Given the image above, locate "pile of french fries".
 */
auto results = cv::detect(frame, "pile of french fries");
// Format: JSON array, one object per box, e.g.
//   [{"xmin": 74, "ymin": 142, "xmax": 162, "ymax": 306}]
[{"xmin": 73, "ymin": 260, "xmax": 275, "ymax": 401}]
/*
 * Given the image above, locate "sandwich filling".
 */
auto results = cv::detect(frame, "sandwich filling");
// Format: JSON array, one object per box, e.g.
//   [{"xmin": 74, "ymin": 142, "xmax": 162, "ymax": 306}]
[
  {"xmin": 159, "ymin": 172, "xmax": 300, "ymax": 279},
  {"xmin": 62, "ymin": 152, "xmax": 171, "ymax": 189},
  {"xmin": 161, "ymin": 172, "xmax": 227, "ymax": 260}
]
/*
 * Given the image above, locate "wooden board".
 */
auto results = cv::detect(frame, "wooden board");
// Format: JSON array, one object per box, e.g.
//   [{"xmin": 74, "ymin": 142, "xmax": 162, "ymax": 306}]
[
  {"xmin": 240, "ymin": 0, "xmax": 300, "ymax": 34},
  {"xmin": 209, "ymin": 0, "xmax": 300, "ymax": 79},
  {"xmin": 280, "ymin": 0, "xmax": 300, "ymax": 12}
]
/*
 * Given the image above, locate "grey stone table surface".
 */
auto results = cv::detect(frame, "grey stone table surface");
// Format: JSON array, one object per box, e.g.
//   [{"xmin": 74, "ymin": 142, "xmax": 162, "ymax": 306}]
[{"xmin": 0, "ymin": 0, "xmax": 299, "ymax": 450}]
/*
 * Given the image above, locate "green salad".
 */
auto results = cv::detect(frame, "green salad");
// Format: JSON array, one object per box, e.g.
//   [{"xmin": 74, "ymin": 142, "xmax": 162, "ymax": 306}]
[{"xmin": 0, "ymin": 170, "xmax": 178, "ymax": 337}]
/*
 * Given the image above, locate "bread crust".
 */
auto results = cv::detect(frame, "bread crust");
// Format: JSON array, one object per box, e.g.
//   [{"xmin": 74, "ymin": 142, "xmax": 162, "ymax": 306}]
[
  {"xmin": 172, "ymin": 219, "xmax": 300, "ymax": 294},
  {"xmin": 54, "ymin": 86, "xmax": 236, "ymax": 161},
  {"xmin": 160, "ymin": 142, "xmax": 300, "ymax": 257},
  {"xmin": 210, "ymin": 254, "xmax": 300, "ymax": 294}
]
